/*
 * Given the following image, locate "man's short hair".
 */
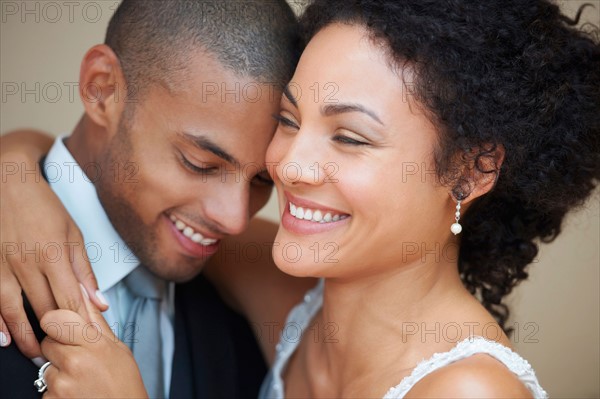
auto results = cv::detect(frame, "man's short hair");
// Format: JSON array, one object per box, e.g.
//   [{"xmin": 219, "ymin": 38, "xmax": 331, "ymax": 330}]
[{"xmin": 105, "ymin": 0, "xmax": 300, "ymax": 95}]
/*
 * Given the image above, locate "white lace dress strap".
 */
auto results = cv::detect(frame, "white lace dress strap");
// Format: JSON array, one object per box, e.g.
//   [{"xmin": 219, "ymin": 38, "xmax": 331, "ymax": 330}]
[
  {"xmin": 258, "ymin": 279, "xmax": 325, "ymax": 399},
  {"xmin": 258, "ymin": 283, "xmax": 547, "ymax": 399},
  {"xmin": 383, "ymin": 336, "xmax": 548, "ymax": 399}
]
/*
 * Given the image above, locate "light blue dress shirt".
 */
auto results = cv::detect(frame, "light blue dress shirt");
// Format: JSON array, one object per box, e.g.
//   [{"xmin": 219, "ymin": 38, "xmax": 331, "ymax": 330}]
[{"xmin": 44, "ymin": 136, "xmax": 175, "ymax": 398}]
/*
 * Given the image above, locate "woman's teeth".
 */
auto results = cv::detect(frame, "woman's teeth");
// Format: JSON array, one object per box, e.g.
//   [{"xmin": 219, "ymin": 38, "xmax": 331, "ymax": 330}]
[
  {"xmin": 169, "ymin": 214, "xmax": 218, "ymax": 246},
  {"xmin": 289, "ymin": 202, "xmax": 347, "ymax": 223}
]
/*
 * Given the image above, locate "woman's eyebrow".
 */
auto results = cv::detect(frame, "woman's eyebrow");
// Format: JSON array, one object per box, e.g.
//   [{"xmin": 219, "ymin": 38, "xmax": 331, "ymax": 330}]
[
  {"xmin": 283, "ymin": 84, "xmax": 383, "ymax": 126},
  {"xmin": 321, "ymin": 103, "xmax": 384, "ymax": 126}
]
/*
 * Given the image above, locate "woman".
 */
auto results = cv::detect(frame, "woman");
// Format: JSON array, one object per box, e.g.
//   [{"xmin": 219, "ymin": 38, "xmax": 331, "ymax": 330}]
[{"xmin": 2, "ymin": 0, "xmax": 599, "ymax": 397}]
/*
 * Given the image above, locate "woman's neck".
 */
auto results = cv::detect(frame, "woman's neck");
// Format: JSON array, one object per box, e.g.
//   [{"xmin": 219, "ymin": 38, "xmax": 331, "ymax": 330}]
[{"xmin": 306, "ymin": 257, "xmax": 472, "ymax": 396}]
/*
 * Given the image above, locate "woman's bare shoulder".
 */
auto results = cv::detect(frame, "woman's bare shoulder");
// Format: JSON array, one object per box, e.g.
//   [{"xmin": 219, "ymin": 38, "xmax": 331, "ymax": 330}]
[{"xmin": 404, "ymin": 352, "xmax": 533, "ymax": 398}]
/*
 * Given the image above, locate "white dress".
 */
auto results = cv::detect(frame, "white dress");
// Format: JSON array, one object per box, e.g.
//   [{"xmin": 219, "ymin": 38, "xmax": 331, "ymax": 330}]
[{"xmin": 259, "ymin": 280, "xmax": 548, "ymax": 399}]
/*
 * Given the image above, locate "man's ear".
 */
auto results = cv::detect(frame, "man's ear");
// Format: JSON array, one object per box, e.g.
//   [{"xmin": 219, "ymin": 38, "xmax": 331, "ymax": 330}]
[
  {"xmin": 79, "ymin": 44, "xmax": 126, "ymax": 132},
  {"xmin": 451, "ymin": 143, "xmax": 505, "ymax": 204}
]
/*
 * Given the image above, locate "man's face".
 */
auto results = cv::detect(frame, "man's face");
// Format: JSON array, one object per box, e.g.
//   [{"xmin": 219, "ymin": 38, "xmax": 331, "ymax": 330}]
[{"xmin": 95, "ymin": 54, "xmax": 278, "ymax": 282}]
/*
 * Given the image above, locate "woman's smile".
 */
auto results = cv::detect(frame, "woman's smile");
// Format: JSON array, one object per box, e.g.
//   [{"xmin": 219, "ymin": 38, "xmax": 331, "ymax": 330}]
[{"xmin": 281, "ymin": 191, "xmax": 351, "ymax": 235}]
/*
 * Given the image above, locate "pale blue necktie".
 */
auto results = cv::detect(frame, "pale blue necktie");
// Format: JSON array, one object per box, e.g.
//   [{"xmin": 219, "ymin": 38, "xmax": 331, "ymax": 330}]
[{"xmin": 124, "ymin": 266, "xmax": 166, "ymax": 399}]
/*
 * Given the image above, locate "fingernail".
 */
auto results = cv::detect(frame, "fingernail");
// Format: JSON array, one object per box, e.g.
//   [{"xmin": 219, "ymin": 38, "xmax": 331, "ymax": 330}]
[
  {"xmin": 32, "ymin": 357, "xmax": 47, "ymax": 368},
  {"xmin": 0, "ymin": 332, "xmax": 9, "ymax": 347},
  {"xmin": 95, "ymin": 290, "xmax": 109, "ymax": 308},
  {"xmin": 79, "ymin": 283, "xmax": 89, "ymax": 299}
]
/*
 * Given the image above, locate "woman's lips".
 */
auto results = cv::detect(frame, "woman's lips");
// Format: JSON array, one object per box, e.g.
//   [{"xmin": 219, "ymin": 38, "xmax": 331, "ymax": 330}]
[
  {"xmin": 281, "ymin": 196, "xmax": 350, "ymax": 236},
  {"xmin": 284, "ymin": 192, "xmax": 348, "ymax": 217}
]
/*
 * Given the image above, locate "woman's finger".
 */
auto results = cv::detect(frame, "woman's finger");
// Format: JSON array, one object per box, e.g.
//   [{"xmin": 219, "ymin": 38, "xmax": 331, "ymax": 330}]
[
  {"xmin": 43, "ymin": 228, "xmax": 108, "ymax": 317},
  {"xmin": 39, "ymin": 309, "xmax": 84, "ymax": 346},
  {"xmin": 39, "ymin": 287, "xmax": 116, "ymax": 349},
  {"xmin": 40, "ymin": 335, "xmax": 81, "ymax": 375},
  {"xmin": 14, "ymin": 262, "xmax": 59, "ymax": 321},
  {"xmin": 43, "ymin": 245, "xmax": 90, "ymax": 322},
  {"xmin": 0, "ymin": 262, "xmax": 43, "ymax": 359},
  {"xmin": 40, "ymin": 361, "xmax": 60, "ymax": 399},
  {"xmin": 69, "ymin": 229, "xmax": 108, "ymax": 312},
  {"xmin": 0, "ymin": 314, "xmax": 11, "ymax": 348},
  {"xmin": 79, "ymin": 284, "xmax": 117, "ymax": 342}
]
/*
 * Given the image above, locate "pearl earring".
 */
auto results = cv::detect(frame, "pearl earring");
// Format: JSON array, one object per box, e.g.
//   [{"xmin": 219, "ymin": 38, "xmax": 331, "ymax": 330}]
[{"xmin": 451, "ymin": 200, "xmax": 462, "ymax": 235}]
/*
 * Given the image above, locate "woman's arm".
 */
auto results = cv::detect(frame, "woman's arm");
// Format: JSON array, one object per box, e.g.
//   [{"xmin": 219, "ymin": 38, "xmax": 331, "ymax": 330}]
[
  {"xmin": 0, "ymin": 130, "xmax": 104, "ymax": 359},
  {"xmin": 1, "ymin": 129, "xmax": 54, "ymax": 158},
  {"xmin": 203, "ymin": 217, "xmax": 317, "ymax": 365}
]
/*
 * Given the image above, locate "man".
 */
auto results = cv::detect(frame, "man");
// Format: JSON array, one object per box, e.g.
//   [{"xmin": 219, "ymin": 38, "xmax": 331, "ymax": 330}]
[{"xmin": 0, "ymin": 0, "xmax": 300, "ymax": 397}]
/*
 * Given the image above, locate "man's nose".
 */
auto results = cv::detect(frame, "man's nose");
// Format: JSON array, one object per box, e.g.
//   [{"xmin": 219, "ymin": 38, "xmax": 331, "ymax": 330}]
[{"xmin": 202, "ymin": 182, "xmax": 250, "ymax": 236}]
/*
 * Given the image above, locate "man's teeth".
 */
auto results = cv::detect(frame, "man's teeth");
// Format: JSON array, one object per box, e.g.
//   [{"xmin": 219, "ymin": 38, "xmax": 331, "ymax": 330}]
[
  {"xmin": 289, "ymin": 202, "xmax": 347, "ymax": 223},
  {"xmin": 169, "ymin": 214, "xmax": 218, "ymax": 246}
]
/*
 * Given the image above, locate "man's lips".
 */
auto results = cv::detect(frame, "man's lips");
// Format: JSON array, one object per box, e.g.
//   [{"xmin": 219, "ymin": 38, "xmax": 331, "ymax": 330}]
[
  {"xmin": 167, "ymin": 213, "xmax": 220, "ymax": 245},
  {"xmin": 164, "ymin": 214, "xmax": 220, "ymax": 257}
]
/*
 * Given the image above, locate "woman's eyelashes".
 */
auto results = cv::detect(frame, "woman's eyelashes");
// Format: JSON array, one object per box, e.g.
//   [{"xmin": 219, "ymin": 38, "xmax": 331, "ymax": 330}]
[
  {"xmin": 275, "ymin": 113, "xmax": 370, "ymax": 146},
  {"xmin": 273, "ymin": 114, "xmax": 299, "ymax": 130},
  {"xmin": 332, "ymin": 135, "xmax": 369, "ymax": 146}
]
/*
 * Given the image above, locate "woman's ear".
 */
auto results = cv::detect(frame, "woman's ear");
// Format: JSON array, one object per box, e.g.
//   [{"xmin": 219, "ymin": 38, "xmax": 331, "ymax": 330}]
[
  {"xmin": 451, "ymin": 143, "xmax": 505, "ymax": 204},
  {"xmin": 78, "ymin": 44, "xmax": 127, "ymax": 131}
]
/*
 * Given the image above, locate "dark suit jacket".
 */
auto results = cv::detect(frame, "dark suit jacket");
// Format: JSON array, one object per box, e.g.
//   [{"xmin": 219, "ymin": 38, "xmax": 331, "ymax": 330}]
[{"xmin": 0, "ymin": 274, "xmax": 267, "ymax": 399}]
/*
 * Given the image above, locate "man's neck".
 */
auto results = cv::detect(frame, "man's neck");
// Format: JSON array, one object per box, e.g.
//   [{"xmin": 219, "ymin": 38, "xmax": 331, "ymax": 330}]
[{"xmin": 64, "ymin": 115, "xmax": 103, "ymax": 182}]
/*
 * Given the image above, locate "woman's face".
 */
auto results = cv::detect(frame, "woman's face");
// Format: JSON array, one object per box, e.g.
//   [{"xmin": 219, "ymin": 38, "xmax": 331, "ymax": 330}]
[{"xmin": 267, "ymin": 23, "xmax": 456, "ymax": 279}]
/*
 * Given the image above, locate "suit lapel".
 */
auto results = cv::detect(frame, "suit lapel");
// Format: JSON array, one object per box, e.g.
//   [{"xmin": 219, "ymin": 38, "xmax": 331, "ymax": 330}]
[
  {"xmin": 170, "ymin": 275, "xmax": 267, "ymax": 398},
  {"xmin": 169, "ymin": 295, "xmax": 195, "ymax": 398}
]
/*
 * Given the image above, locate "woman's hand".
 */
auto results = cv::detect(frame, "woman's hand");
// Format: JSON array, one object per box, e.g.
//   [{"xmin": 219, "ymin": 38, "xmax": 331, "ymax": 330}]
[
  {"xmin": 0, "ymin": 130, "xmax": 106, "ymax": 361},
  {"xmin": 39, "ymin": 285, "xmax": 147, "ymax": 398}
]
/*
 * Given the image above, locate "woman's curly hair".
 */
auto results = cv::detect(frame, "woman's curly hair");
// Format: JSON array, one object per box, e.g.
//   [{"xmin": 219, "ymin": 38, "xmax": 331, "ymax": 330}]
[{"xmin": 300, "ymin": 0, "xmax": 600, "ymax": 333}]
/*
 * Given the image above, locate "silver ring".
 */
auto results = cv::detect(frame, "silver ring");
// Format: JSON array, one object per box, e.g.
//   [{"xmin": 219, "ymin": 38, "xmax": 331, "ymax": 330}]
[{"xmin": 33, "ymin": 361, "xmax": 52, "ymax": 393}]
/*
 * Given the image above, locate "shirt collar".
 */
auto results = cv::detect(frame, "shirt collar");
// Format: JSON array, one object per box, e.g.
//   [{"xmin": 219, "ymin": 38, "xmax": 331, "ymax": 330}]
[{"xmin": 44, "ymin": 136, "xmax": 139, "ymax": 291}]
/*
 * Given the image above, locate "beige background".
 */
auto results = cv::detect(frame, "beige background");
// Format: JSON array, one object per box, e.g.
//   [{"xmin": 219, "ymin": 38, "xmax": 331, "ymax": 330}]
[{"xmin": 1, "ymin": 1, "xmax": 598, "ymax": 397}]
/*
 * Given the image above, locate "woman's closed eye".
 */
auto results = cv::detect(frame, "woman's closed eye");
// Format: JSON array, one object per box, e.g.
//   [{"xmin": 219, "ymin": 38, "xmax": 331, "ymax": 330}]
[
  {"xmin": 333, "ymin": 134, "xmax": 369, "ymax": 146},
  {"xmin": 274, "ymin": 113, "xmax": 371, "ymax": 146},
  {"xmin": 273, "ymin": 114, "xmax": 299, "ymax": 130}
]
